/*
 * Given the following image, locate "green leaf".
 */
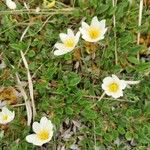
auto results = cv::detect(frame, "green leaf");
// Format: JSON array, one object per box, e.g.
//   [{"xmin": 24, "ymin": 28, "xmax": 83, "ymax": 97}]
[
  {"xmin": 136, "ymin": 62, "xmax": 150, "ymax": 72},
  {"xmin": 128, "ymin": 45, "xmax": 143, "ymax": 54},
  {"xmin": 82, "ymin": 108, "xmax": 97, "ymax": 120},
  {"xmin": 128, "ymin": 56, "xmax": 139, "ymax": 65},
  {"xmin": 0, "ymin": 130, "xmax": 4, "ymax": 139},
  {"xmin": 118, "ymin": 126, "xmax": 125, "ymax": 135},
  {"xmin": 65, "ymin": 107, "xmax": 74, "ymax": 115},
  {"xmin": 67, "ymin": 72, "xmax": 81, "ymax": 86},
  {"xmin": 10, "ymin": 42, "xmax": 28, "ymax": 51},
  {"xmin": 125, "ymin": 132, "xmax": 132, "ymax": 141},
  {"xmin": 28, "ymin": 50, "xmax": 36, "ymax": 57},
  {"xmin": 144, "ymin": 103, "xmax": 150, "ymax": 115},
  {"xmin": 104, "ymin": 133, "xmax": 113, "ymax": 142}
]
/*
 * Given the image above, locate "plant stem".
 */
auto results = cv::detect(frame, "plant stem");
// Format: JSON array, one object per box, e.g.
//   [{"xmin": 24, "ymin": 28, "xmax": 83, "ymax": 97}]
[
  {"xmin": 91, "ymin": 92, "xmax": 105, "ymax": 108},
  {"xmin": 137, "ymin": 0, "xmax": 143, "ymax": 61},
  {"xmin": 112, "ymin": 0, "xmax": 118, "ymax": 65}
]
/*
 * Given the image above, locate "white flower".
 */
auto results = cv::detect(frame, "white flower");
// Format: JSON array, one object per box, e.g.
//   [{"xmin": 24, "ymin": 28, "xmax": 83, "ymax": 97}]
[
  {"xmin": 54, "ymin": 29, "xmax": 80, "ymax": 56},
  {"xmin": 0, "ymin": 107, "xmax": 15, "ymax": 124},
  {"xmin": 6, "ymin": 0, "xmax": 17, "ymax": 10},
  {"xmin": 0, "ymin": 101, "xmax": 7, "ymax": 109},
  {"xmin": 26, "ymin": 116, "xmax": 53, "ymax": 146},
  {"xmin": 102, "ymin": 75, "xmax": 127, "ymax": 99},
  {"xmin": 35, "ymin": 7, "xmax": 40, "ymax": 13},
  {"xmin": 79, "ymin": 16, "xmax": 107, "ymax": 42},
  {"xmin": 0, "ymin": 60, "xmax": 6, "ymax": 69}
]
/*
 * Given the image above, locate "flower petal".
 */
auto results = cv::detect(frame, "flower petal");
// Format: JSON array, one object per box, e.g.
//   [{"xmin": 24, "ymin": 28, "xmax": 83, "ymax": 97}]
[
  {"xmin": 2, "ymin": 107, "xmax": 10, "ymax": 114},
  {"xmin": 111, "ymin": 90, "xmax": 123, "ymax": 99},
  {"xmin": 6, "ymin": 0, "xmax": 17, "ymax": 10},
  {"xmin": 79, "ymin": 28, "xmax": 87, "ymax": 36},
  {"xmin": 47, "ymin": 120, "xmax": 53, "ymax": 131},
  {"xmin": 120, "ymin": 80, "xmax": 127, "ymax": 89},
  {"xmin": 32, "ymin": 122, "xmax": 41, "ymax": 133},
  {"xmin": 112, "ymin": 75, "xmax": 120, "ymax": 82},
  {"xmin": 75, "ymin": 31, "xmax": 80, "ymax": 45},
  {"xmin": 103, "ymin": 76, "xmax": 114, "ymax": 84},
  {"xmin": 10, "ymin": 111, "xmax": 15, "ymax": 121},
  {"xmin": 54, "ymin": 43, "xmax": 65, "ymax": 50},
  {"xmin": 111, "ymin": 75, "xmax": 127, "ymax": 90},
  {"xmin": 99, "ymin": 19, "xmax": 106, "ymax": 29},
  {"xmin": 67, "ymin": 29, "xmax": 74, "ymax": 37},
  {"xmin": 79, "ymin": 27, "xmax": 94, "ymax": 42},
  {"xmin": 91, "ymin": 16, "xmax": 100, "ymax": 27},
  {"xmin": 1, "ymin": 107, "xmax": 15, "ymax": 121},
  {"xmin": 40, "ymin": 117, "xmax": 48, "ymax": 126},
  {"xmin": 81, "ymin": 35, "xmax": 92, "ymax": 42},
  {"xmin": 81, "ymin": 22, "xmax": 90, "ymax": 29},
  {"xmin": 0, "ymin": 61, "xmax": 6, "ymax": 69},
  {"xmin": 0, "ymin": 112, "xmax": 4, "ymax": 124},
  {"xmin": 26, "ymin": 134, "xmax": 44, "ymax": 146},
  {"xmin": 105, "ymin": 89, "xmax": 123, "ymax": 99},
  {"xmin": 40, "ymin": 117, "xmax": 53, "ymax": 129},
  {"xmin": 54, "ymin": 49, "xmax": 70, "ymax": 56},
  {"xmin": 101, "ymin": 28, "xmax": 107, "ymax": 35},
  {"xmin": 59, "ymin": 33, "xmax": 68, "ymax": 43}
]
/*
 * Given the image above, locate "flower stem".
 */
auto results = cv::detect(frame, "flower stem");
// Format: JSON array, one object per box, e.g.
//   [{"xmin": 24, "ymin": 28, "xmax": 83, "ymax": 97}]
[
  {"xmin": 112, "ymin": 0, "xmax": 118, "ymax": 65},
  {"xmin": 91, "ymin": 92, "xmax": 105, "ymax": 108},
  {"xmin": 137, "ymin": 0, "xmax": 143, "ymax": 62}
]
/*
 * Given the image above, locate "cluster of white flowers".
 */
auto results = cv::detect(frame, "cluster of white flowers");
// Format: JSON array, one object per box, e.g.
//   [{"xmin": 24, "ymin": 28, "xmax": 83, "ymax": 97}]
[
  {"xmin": 54, "ymin": 16, "xmax": 107, "ymax": 56},
  {"xmin": 0, "ymin": 105, "xmax": 53, "ymax": 146},
  {"xmin": 54, "ymin": 16, "xmax": 139, "ymax": 99},
  {"xmin": 0, "ymin": 13, "xmax": 140, "ymax": 147}
]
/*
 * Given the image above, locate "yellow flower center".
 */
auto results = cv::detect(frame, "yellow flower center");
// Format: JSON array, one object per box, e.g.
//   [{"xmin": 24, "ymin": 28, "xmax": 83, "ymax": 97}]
[
  {"xmin": 88, "ymin": 27, "xmax": 100, "ymax": 39},
  {"xmin": 108, "ymin": 83, "xmax": 119, "ymax": 92},
  {"xmin": 2, "ymin": 115, "xmax": 8, "ymax": 121},
  {"xmin": 37, "ymin": 130, "xmax": 49, "ymax": 141},
  {"xmin": 64, "ymin": 39, "xmax": 75, "ymax": 48}
]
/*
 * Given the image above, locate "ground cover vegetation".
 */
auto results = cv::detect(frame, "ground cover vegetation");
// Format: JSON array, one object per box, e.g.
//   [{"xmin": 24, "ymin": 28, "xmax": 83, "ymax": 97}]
[{"xmin": 0, "ymin": 0, "xmax": 150, "ymax": 149}]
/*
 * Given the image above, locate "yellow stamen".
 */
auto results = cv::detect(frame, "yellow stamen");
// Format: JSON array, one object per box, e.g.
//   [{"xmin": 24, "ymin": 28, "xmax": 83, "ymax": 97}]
[
  {"xmin": 108, "ymin": 83, "xmax": 119, "ymax": 92},
  {"xmin": 37, "ymin": 130, "xmax": 49, "ymax": 141},
  {"xmin": 64, "ymin": 39, "xmax": 75, "ymax": 48},
  {"xmin": 2, "ymin": 115, "xmax": 8, "ymax": 121},
  {"xmin": 88, "ymin": 27, "xmax": 100, "ymax": 39}
]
